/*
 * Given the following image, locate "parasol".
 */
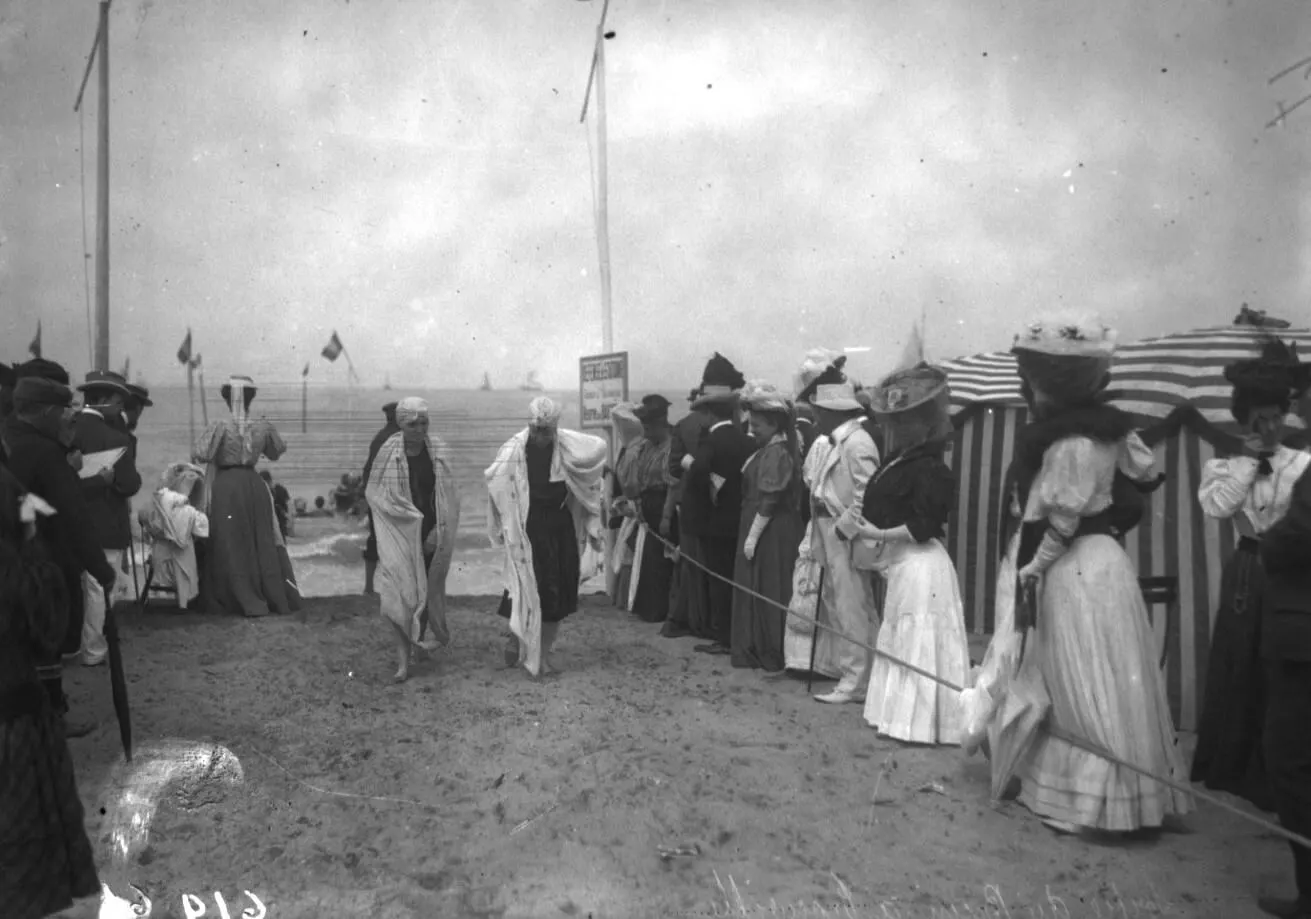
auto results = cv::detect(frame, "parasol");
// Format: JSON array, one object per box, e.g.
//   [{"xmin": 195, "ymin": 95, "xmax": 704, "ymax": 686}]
[
  {"xmin": 102, "ymin": 585, "xmax": 133, "ymax": 762},
  {"xmin": 986, "ymin": 580, "xmax": 1050, "ymax": 800}
]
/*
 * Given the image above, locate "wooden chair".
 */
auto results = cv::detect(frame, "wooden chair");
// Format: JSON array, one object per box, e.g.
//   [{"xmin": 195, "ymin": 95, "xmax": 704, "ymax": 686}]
[{"xmin": 1138, "ymin": 575, "xmax": 1177, "ymax": 671}]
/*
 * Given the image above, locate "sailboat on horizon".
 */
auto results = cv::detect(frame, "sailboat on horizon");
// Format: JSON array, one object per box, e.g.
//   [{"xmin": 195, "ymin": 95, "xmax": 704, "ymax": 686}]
[{"xmin": 479, "ymin": 372, "xmax": 493, "ymax": 392}]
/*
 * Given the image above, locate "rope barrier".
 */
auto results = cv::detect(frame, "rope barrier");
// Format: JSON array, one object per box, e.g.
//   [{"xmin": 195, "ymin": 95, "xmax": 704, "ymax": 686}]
[{"xmin": 631, "ymin": 518, "xmax": 1311, "ymax": 853}]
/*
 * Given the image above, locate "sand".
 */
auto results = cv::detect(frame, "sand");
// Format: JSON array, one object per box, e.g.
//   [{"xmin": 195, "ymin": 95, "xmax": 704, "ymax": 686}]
[{"xmin": 53, "ymin": 592, "xmax": 1302, "ymax": 919}]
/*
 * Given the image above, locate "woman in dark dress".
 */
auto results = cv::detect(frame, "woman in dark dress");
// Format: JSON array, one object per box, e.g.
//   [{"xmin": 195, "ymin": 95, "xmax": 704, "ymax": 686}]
[
  {"xmin": 1192, "ymin": 337, "xmax": 1308, "ymax": 811},
  {"xmin": 616, "ymin": 395, "xmax": 676, "ymax": 623},
  {"xmin": 0, "ymin": 463, "xmax": 101, "ymax": 918},
  {"xmin": 731, "ymin": 381, "xmax": 806, "ymax": 672},
  {"xmin": 192, "ymin": 375, "xmax": 300, "ymax": 618}
]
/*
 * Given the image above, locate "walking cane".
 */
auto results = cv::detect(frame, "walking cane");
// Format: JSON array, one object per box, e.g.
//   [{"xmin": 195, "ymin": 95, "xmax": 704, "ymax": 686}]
[{"xmin": 806, "ymin": 566, "xmax": 826, "ymax": 694}]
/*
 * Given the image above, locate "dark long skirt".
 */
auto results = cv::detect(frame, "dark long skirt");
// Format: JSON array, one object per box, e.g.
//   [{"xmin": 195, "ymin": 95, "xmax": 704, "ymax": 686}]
[
  {"xmin": 0, "ymin": 683, "xmax": 99, "ymax": 919},
  {"xmin": 497, "ymin": 503, "xmax": 580, "ymax": 624},
  {"xmin": 730, "ymin": 507, "xmax": 804, "ymax": 671},
  {"xmin": 205, "ymin": 466, "xmax": 301, "ymax": 617},
  {"xmin": 1190, "ymin": 539, "xmax": 1275, "ymax": 811},
  {"xmin": 630, "ymin": 490, "xmax": 674, "ymax": 623}
]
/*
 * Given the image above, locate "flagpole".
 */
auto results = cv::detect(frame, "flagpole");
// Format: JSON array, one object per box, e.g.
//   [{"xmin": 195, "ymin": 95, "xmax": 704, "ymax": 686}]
[
  {"xmin": 93, "ymin": 0, "xmax": 111, "ymax": 371},
  {"xmin": 302, "ymin": 369, "xmax": 308, "ymax": 434},
  {"xmin": 187, "ymin": 360, "xmax": 196, "ymax": 445},
  {"xmin": 197, "ymin": 360, "xmax": 209, "ymax": 426}
]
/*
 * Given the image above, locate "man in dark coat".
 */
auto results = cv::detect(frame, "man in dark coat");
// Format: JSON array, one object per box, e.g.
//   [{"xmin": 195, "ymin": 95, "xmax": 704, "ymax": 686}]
[
  {"xmin": 661, "ymin": 387, "xmax": 712, "ymax": 639},
  {"xmin": 1, "ymin": 374, "xmax": 117, "ymax": 738},
  {"xmin": 362, "ymin": 401, "xmax": 399, "ymax": 595},
  {"xmin": 1256, "ymin": 367, "xmax": 1311, "ymax": 919},
  {"xmin": 683, "ymin": 354, "xmax": 754, "ymax": 654},
  {"xmin": 71, "ymin": 370, "xmax": 142, "ymax": 668}
]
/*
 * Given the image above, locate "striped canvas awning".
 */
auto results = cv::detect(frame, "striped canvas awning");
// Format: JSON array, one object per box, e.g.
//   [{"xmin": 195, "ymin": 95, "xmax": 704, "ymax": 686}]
[{"xmin": 940, "ymin": 325, "xmax": 1311, "ymax": 436}]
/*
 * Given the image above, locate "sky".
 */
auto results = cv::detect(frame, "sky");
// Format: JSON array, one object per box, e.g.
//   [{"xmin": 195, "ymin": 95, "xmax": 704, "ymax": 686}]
[{"xmin": 2, "ymin": 0, "xmax": 1310, "ymax": 393}]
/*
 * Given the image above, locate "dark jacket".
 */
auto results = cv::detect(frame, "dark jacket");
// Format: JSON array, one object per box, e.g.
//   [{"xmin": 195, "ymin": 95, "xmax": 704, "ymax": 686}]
[
  {"xmin": 72, "ymin": 408, "xmax": 142, "ymax": 549},
  {"xmin": 686, "ymin": 419, "xmax": 756, "ymax": 541},
  {"xmin": 670, "ymin": 411, "xmax": 712, "ymax": 536},
  {"xmin": 2, "ymin": 417, "xmax": 116, "ymax": 588},
  {"xmin": 1260, "ymin": 463, "xmax": 1311, "ymax": 661}
]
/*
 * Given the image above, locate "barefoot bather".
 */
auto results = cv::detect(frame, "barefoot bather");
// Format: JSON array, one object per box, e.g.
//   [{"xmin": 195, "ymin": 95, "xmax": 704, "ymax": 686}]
[{"xmin": 364, "ymin": 397, "xmax": 460, "ymax": 682}]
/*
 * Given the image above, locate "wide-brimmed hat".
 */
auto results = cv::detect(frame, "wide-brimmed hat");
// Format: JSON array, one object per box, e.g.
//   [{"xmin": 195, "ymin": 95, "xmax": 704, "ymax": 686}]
[
  {"xmin": 871, "ymin": 364, "xmax": 953, "ymax": 442},
  {"xmin": 77, "ymin": 369, "xmax": 132, "ymax": 398},
  {"xmin": 635, "ymin": 394, "xmax": 672, "ymax": 422},
  {"xmin": 1225, "ymin": 334, "xmax": 1306, "ymax": 404},
  {"xmin": 13, "ymin": 376, "xmax": 74, "ymax": 408},
  {"xmin": 794, "ymin": 349, "xmax": 847, "ymax": 403},
  {"xmin": 1011, "ymin": 313, "xmax": 1117, "ymax": 358},
  {"xmin": 810, "ymin": 381, "xmax": 863, "ymax": 412},
  {"xmin": 15, "ymin": 358, "xmax": 70, "ymax": 386},
  {"xmin": 690, "ymin": 352, "xmax": 745, "ymax": 409},
  {"xmin": 126, "ymin": 382, "xmax": 153, "ymax": 407},
  {"xmin": 739, "ymin": 380, "xmax": 793, "ymax": 415}
]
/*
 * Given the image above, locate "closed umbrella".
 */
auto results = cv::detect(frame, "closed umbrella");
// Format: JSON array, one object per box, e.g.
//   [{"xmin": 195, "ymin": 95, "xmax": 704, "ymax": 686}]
[{"xmin": 103, "ymin": 586, "xmax": 132, "ymax": 762}]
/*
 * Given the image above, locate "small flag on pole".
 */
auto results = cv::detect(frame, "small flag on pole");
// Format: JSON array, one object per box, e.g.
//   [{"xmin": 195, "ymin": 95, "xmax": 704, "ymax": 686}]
[
  {"xmin": 302, "ymin": 363, "xmax": 310, "ymax": 378},
  {"xmin": 29, "ymin": 321, "xmax": 41, "ymax": 358},
  {"xmin": 177, "ymin": 330, "xmax": 193, "ymax": 366},
  {"xmin": 321, "ymin": 331, "xmax": 344, "ymax": 362},
  {"xmin": 191, "ymin": 353, "xmax": 202, "ymax": 371}
]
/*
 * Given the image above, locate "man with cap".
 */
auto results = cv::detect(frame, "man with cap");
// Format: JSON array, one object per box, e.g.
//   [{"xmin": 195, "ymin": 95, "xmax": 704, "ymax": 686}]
[
  {"xmin": 1256, "ymin": 354, "xmax": 1311, "ymax": 919},
  {"xmin": 362, "ymin": 401, "xmax": 400, "ymax": 596},
  {"xmin": 2, "ymin": 369, "xmax": 117, "ymax": 737},
  {"xmin": 71, "ymin": 369, "xmax": 142, "ymax": 668},
  {"xmin": 662, "ymin": 384, "xmax": 714, "ymax": 639},
  {"xmin": 806, "ymin": 373, "xmax": 881, "ymax": 704},
  {"xmin": 486, "ymin": 396, "xmax": 607, "ymax": 677},
  {"xmin": 681, "ymin": 353, "xmax": 754, "ymax": 655}
]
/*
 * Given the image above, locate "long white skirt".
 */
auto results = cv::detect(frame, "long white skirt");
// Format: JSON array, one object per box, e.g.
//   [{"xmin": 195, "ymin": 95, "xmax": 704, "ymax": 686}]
[
  {"xmin": 783, "ymin": 521, "xmax": 843, "ymax": 678},
  {"xmin": 862, "ymin": 538, "xmax": 970, "ymax": 745},
  {"xmin": 1013, "ymin": 534, "xmax": 1192, "ymax": 830}
]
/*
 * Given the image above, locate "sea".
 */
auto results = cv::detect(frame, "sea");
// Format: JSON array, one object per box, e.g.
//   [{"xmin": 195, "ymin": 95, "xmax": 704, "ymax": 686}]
[{"xmin": 123, "ymin": 383, "xmax": 678, "ymax": 599}]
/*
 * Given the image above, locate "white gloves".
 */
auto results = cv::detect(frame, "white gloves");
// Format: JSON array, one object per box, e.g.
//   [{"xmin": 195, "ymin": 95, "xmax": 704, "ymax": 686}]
[
  {"xmin": 743, "ymin": 514, "xmax": 770, "ymax": 560},
  {"xmin": 1018, "ymin": 528, "xmax": 1070, "ymax": 582}
]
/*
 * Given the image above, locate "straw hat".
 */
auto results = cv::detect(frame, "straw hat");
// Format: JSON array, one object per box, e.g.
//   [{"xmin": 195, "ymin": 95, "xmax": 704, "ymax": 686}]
[
  {"xmin": 739, "ymin": 380, "xmax": 793, "ymax": 414},
  {"xmin": 871, "ymin": 363, "xmax": 953, "ymax": 443},
  {"xmin": 1011, "ymin": 314, "xmax": 1116, "ymax": 405},
  {"xmin": 810, "ymin": 381, "xmax": 863, "ymax": 412}
]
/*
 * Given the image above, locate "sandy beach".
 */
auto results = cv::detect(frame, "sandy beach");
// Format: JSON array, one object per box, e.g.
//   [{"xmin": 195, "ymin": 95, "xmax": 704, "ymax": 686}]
[{"xmin": 62, "ymin": 591, "xmax": 1292, "ymax": 919}]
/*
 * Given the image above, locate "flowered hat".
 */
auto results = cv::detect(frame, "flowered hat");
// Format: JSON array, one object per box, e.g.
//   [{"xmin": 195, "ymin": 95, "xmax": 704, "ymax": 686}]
[
  {"xmin": 794, "ymin": 348, "xmax": 847, "ymax": 403},
  {"xmin": 1224, "ymin": 334, "xmax": 1305, "ymax": 404},
  {"xmin": 739, "ymin": 380, "xmax": 793, "ymax": 414},
  {"xmin": 1011, "ymin": 313, "xmax": 1116, "ymax": 405}
]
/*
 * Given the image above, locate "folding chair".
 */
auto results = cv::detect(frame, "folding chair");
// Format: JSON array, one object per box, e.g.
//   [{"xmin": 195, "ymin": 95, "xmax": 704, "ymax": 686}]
[
  {"xmin": 136, "ymin": 515, "xmax": 180, "ymax": 610},
  {"xmin": 1138, "ymin": 575, "xmax": 1177, "ymax": 671}
]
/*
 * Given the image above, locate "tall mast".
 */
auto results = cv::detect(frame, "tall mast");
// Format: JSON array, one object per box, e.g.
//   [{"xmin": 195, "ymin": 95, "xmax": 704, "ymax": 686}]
[{"xmin": 75, "ymin": 2, "xmax": 113, "ymax": 372}]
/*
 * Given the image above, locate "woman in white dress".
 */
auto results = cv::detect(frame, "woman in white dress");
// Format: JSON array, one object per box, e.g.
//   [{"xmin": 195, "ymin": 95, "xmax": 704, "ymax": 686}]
[
  {"xmin": 962, "ymin": 314, "xmax": 1191, "ymax": 834},
  {"xmin": 838, "ymin": 364, "xmax": 970, "ymax": 744}
]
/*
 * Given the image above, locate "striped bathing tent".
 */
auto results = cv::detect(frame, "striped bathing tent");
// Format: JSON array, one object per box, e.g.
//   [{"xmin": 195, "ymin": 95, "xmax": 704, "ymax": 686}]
[{"xmin": 937, "ymin": 324, "xmax": 1311, "ymax": 732}]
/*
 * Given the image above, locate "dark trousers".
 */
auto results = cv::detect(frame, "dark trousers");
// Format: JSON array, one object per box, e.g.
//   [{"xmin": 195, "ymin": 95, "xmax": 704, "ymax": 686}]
[
  {"xmin": 701, "ymin": 535, "xmax": 737, "ymax": 646},
  {"xmin": 1264, "ymin": 659, "xmax": 1311, "ymax": 901}
]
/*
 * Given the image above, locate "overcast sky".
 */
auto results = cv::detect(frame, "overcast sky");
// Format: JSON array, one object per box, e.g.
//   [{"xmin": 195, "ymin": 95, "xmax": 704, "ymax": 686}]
[{"xmin": 2, "ymin": 0, "xmax": 1310, "ymax": 392}]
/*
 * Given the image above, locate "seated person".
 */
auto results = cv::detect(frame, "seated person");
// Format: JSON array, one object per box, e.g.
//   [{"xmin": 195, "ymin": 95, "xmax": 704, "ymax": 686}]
[{"xmin": 142, "ymin": 463, "xmax": 209, "ymax": 609}]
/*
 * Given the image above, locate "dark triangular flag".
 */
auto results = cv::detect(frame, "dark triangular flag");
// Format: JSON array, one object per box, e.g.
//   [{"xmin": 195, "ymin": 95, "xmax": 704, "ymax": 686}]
[
  {"xmin": 321, "ymin": 331, "xmax": 344, "ymax": 362},
  {"xmin": 302, "ymin": 363, "xmax": 310, "ymax": 378},
  {"xmin": 29, "ymin": 321, "xmax": 41, "ymax": 358},
  {"xmin": 177, "ymin": 330, "xmax": 193, "ymax": 365}
]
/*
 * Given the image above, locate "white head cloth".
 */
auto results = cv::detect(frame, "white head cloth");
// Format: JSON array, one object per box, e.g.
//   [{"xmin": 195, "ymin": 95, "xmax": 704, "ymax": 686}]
[
  {"xmin": 396, "ymin": 397, "xmax": 428, "ymax": 425},
  {"xmin": 530, "ymin": 396, "xmax": 563, "ymax": 427},
  {"xmin": 225, "ymin": 375, "xmax": 255, "ymax": 452}
]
